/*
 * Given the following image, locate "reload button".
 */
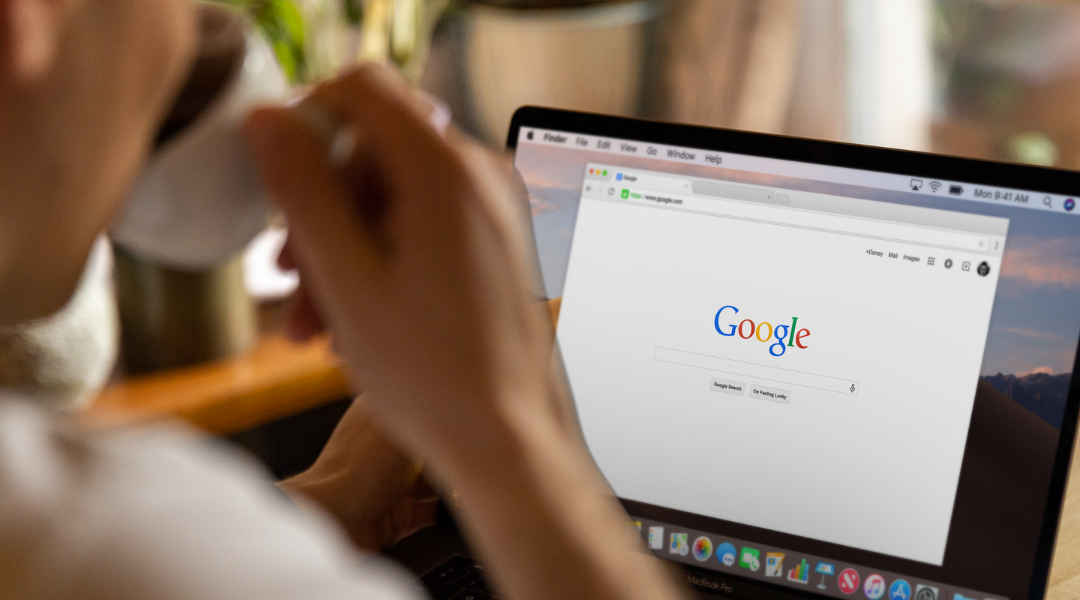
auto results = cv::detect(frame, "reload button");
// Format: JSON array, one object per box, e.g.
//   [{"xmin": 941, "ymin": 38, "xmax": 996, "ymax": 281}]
[
  {"xmin": 710, "ymin": 378, "xmax": 746, "ymax": 396},
  {"xmin": 750, "ymin": 384, "xmax": 791, "ymax": 404}
]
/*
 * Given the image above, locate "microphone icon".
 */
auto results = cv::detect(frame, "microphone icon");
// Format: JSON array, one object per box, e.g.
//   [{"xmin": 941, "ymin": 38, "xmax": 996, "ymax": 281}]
[{"xmin": 850, "ymin": 384, "xmax": 856, "ymax": 393}]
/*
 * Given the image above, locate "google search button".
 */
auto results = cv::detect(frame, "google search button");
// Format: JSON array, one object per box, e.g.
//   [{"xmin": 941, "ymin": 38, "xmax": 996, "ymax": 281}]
[{"xmin": 710, "ymin": 378, "xmax": 746, "ymax": 396}]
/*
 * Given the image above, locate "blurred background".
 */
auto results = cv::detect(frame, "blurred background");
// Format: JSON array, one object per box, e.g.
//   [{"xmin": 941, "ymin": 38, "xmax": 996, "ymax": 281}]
[
  {"xmin": 224, "ymin": 0, "xmax": 1080, "ymax": 167},
  {"xmin": 20, "ymin": 0, "xmax": 1076, "ymax": 478}
]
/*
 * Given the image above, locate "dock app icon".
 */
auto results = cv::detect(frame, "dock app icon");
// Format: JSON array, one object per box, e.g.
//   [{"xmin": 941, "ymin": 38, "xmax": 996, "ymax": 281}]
[
  {"xmin": 765, "ymin": 552, "xmax": 785, "ymax": 577},
  {"xmin": 739, "ymin": 547, "xmax": 761, "ymax": 572},
  {"xmin": 717, "ymin": 542, "xmax": 737, "ymax": 567},
  {"xmin": 915, "ymin": 585, "xmax": 939, "ymax": 600},
  {"xmin": 669, "ymin": 533, "xmax": 688, "ymax": 556},
  {"xmin": 648, "ymin": 526, "xmax": 664, "ymax": 550}
]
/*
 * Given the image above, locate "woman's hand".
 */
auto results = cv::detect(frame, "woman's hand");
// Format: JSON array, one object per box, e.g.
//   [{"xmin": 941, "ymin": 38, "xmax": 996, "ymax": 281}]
[
  {"xmin": 245, "ymin": 64, "xmax": 556, "ymax": 471},
  {"xmin": 278, "ymin": 397, "xmax": 438, "ymax": 552}
]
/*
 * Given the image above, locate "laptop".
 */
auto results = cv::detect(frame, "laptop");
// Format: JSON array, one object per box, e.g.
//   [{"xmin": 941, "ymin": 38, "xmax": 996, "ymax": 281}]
[{"xmin": 389, "ymin": 108, "xmax": 1080, "ymax": 600}]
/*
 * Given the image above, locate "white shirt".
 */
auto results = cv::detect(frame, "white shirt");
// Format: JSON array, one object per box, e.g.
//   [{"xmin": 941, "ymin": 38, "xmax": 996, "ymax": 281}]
[{"xmin": 0, "ymin": 397, "xmax": 420, "ymax": 600}]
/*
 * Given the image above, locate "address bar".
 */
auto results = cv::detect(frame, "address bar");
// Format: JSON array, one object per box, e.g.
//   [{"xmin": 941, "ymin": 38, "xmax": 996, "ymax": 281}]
[{"xmin": 618, "ymin": 186, "xmax": 989, "ymax": 252}]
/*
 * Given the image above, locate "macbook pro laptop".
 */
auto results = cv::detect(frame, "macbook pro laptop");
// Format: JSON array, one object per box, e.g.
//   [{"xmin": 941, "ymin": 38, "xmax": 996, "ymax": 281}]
[{"xmin": 392, "ymin": 108, "xmax": 1080, "ymax": 600}]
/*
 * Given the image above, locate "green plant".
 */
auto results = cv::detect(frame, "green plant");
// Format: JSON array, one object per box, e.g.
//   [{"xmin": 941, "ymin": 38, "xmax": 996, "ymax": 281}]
[
  {"xmin": 343, "ymin": 0, "xmax": 363, "ymax": 25},
  {"xmin": 204, "ymin": 0, "xmax": 307, "ymax": 83}
]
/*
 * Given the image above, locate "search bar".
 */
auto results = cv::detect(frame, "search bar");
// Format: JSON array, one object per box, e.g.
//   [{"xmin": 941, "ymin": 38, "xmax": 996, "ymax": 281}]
[
  {"xmin": 653, "ymin": 347, "xmax": 860, "ymax": 396},
  {"xmin": 619, "ymin": 188, "xmax": 990, "ymax": 253}
]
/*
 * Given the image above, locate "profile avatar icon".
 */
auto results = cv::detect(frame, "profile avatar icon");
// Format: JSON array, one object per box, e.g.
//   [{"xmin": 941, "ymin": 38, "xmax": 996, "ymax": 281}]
[{"xmin": 977, "ymin": 261, "xmax": 990, "ymax": 277}]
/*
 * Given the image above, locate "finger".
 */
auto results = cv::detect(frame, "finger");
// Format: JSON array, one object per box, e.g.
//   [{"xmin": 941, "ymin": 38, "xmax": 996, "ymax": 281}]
[
  {"xmin": 303, "ymin": 64, "xmax": 466, "ymax": 207},
  {"xmin": 414, "ymin": 471, "xmax": 440, "ymax": 502},
  {"xmin": 277, "ymin": 236, "xmax": 297, "ymax": 270},
  {"xmin": 284, "ymin": 283, "xmax": 326, "ymax": 342},
  {"xmin": 415, "ymin": 89, "xmax": 451, "ymax": 136},
  {"xmin": 245, "ymin": 107, "xmax": 382, "ymax": 344}
]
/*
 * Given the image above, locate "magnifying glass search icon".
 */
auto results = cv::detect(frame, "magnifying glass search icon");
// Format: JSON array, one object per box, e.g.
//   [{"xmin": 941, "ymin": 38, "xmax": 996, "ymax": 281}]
[{"xmin": 1045, "ymin": 196, "xmax": 1053, "ymax": 208}]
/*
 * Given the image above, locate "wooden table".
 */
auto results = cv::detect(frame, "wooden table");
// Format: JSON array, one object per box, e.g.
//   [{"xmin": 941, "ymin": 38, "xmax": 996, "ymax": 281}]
[
  {"xmin": 81, "ymin": 297, "xmax": 1080, "ymax": 597},
  {"xmin": 84, "ymin": 334, "xmax": 351, "ymax": 435}
]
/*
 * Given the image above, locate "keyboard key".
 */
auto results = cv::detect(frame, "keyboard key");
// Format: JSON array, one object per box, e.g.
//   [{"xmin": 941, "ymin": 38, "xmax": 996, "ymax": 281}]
[
  {"xmin": 424, "ymin": 582, "xmax": 461, "ymax": 600},
  {"xmin": 456, "ymin": 571, "xmax": 488, "ymax": 592},
  {"xmin": 423, "ymin": 565, "xmax": 466, "ymax": 586},
  {"xmin": 448, "ymin": 591, "xmax": 491, "ymax": 600},
  {"xmin": 417, "ymin": 556, "xmax": 492, "ymax": 600},
  {"xmin": 446, "ymin": 555, "xmax": 476, "ymax": 568}
]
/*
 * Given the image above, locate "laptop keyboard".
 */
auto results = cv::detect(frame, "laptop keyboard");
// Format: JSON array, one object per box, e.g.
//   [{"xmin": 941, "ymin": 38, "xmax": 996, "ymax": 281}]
[{"xmin": 413, "ymin": 555, "xmax": 501, "ymax": 600}]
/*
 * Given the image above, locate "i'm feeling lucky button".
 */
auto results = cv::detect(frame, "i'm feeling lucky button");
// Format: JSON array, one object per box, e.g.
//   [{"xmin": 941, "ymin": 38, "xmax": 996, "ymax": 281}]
[{"xmin": 749, "ymin": 384, "xmax": 791, "ymax": 404}]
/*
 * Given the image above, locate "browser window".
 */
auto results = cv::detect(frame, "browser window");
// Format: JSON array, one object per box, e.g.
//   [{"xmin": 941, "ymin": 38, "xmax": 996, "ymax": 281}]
[{"xmin": 561, "ymin": 163, "xmax": 1007, "ymax": 566}]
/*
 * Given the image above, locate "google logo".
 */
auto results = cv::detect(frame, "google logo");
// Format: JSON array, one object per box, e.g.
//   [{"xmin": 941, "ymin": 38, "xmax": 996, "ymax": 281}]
[{"xmin": 714, "ymin": 306, "xmax": 810, "ymax": 357}]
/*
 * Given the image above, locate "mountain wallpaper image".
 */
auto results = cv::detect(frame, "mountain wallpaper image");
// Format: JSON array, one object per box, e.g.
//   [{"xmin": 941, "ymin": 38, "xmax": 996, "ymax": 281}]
[{"xmin": 981, "ymin": 372, "xmax": 1071, "ymax": 428}]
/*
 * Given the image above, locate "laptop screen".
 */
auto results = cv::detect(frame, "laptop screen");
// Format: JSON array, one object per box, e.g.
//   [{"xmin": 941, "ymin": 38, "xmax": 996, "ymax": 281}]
[{"xmin": 510, "ymin": 113, "xmax": 1080, "ymax": 600}]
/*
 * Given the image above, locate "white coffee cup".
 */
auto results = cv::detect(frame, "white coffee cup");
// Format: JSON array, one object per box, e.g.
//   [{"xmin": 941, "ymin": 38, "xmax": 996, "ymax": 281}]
[{"xmin": 110, "ymin": 8, "xmax": 288, "ymax": 270}]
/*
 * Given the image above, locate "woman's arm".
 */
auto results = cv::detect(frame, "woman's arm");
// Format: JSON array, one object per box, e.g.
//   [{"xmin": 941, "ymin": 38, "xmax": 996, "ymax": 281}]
[{"xmin": 245, "ymin": 63, "xmax": 688, "ymax": 600}]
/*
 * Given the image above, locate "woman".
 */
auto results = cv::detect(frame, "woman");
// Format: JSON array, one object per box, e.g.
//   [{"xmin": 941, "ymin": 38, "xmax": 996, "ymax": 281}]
[{"xmin": 0, "ymin": 1, "xmax": 686, "ymax": 599}]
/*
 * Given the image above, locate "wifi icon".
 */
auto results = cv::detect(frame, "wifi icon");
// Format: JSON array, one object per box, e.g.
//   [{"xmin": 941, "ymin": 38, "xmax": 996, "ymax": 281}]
[{"xmin": 929, "ymin": 181, "xmax": 942, "ymax": 193}]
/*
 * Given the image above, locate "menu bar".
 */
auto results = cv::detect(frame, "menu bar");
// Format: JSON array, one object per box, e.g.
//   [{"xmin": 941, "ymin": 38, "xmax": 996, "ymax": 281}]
[{"xmin": 518, "ymin": 128, "xmax": 1078, "ymax": 217}]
